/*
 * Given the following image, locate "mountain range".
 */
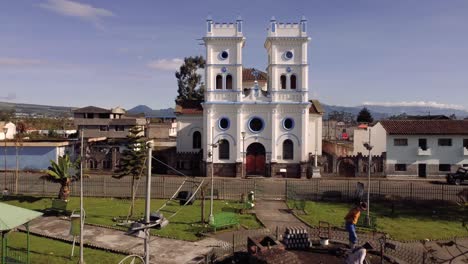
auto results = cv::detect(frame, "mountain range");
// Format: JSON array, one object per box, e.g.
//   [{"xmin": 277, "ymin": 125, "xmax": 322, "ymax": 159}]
[{"xmin": 1, "ymin": 101, "xmax": 467, "ymax": 120}]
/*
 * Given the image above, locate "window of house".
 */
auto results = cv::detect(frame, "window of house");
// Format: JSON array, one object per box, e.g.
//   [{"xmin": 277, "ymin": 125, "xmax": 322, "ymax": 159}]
[
  {"xmin": 226, "ymin": 74, "xmax": 233, "ymax": 89},
  {"xmin": 418, "ymin": 138, "xmax": 428, "ymax": 150},
  {"xmin": 394, "ymin": 138, "xmax": 408, "ymax": 146},
  {"xmin": 439, "ymin": 164, "xmax": 451, "ymax": 172},
  {"xmin": 192, "ymin": 131, "xmax": 201, "ymax": 149},
  {"xmin": 283, "ymin": 139, "xmax": 294, "ymax": 160},
  {"xmin": 85, "ymin": 113, "xmax": 94, "ymax": 119},
  {"xmin": 463, "ymin": 139, "xmax": 468, "ymax": 149},
  {"xmin": 395, "ymin": 164, "xmax": 407, "ymax": 171},
  {"xmin": 99, "ymin": 125, "xmax": 109, "ymax": 131},
  {"xmin": 280, "ymin": 75, "xmax": 286, "ymax": 89},
  {"xmin": 114, "ymin": 125, "xmax": 124, "ymax": 131},
  {"xmin": 216, "ymin": 75, "xmax": 222, "ymax": 89},
  {"xmin": 290, "ymin": 74, "xmax": 297, "ymax": 89},
  {"xmin": 438, "ymin": 138, "xmax": 452, "ymax": 146},
  {"xmin": 218, "ymin": 139, "xmax": 229, "ymax": 160}
]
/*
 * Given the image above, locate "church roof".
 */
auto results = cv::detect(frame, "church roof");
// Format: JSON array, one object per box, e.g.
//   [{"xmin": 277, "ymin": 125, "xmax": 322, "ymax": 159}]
[
  {"xmin": 309, "ymin": 100, "xmax": 324, "ymax": 115},
  {"xmin": 243, "ymin": 68, "xmax": 267, "ymax": 82}
]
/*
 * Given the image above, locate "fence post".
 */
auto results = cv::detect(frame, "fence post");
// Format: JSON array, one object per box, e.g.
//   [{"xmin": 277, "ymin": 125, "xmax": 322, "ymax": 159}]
[
  {"xmin": 410, "ymin": 182, "xmax": 414, "ymax": 200},
  {"xmin": 378, "ymin": 180, "xmax": 381, "ymax": 198},
  {"xmin": 347, "ymin": 180, "xmax": 350, "ymax": 201},
  {"xmin": 232, "ymin": 233, "xmax": 235, "ymax": 256},
  {"xmin": 222, "ymin": 179, "xmax": 225, "ymax": 200},
  {"xmin": 162, "ymin": 176, "xmax": 165, "ymax": 198},
  {"xmin": 285, "ymin": 180, "xmax": 288, "ymax": 200},
  {"xmin": 103, "ymin": 176, "xmax": 106, "ymax": 196}
]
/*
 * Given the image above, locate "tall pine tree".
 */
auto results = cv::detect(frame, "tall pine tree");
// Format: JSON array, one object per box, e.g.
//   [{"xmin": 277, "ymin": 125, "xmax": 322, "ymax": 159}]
[
  {"xmin": 356, "ymin": 107, "xmax": 374, "ymax": 124},
  {"xmin": 113, "ymin": 126, "xmax": 148, "ymax": 217},
  {"xmin": 175, "ymin": 56, "xmax": 206, "ymax": 101}
]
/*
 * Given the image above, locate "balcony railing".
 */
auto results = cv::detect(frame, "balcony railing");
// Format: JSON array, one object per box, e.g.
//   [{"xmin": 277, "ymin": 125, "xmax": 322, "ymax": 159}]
[{"xmin": 417, "ymin": 147, "xmax": 431, "ymax": 156}]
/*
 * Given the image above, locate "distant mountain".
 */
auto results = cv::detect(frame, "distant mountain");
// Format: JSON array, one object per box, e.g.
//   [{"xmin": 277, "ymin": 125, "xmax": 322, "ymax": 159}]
[
  {"xmin": 0, "ymin": 101, "xmax": 75, "ymax": 118},
  {"xmin": 321, "ymin": 103, "xmax": 468, "ymax": 120},
  {"xmin": 128, "ymin": 105, "xmax": 175, "ymax": 118}
]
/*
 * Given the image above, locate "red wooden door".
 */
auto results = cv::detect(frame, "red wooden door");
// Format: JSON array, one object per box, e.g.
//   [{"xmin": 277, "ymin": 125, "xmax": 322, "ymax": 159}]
[
  {"xmin": 255, "ymin": 155, "xmax": 265, "ymax": 174},
  {"xmin": 246, "ymin": 154, "xmax": 256, "ymax": 174}
]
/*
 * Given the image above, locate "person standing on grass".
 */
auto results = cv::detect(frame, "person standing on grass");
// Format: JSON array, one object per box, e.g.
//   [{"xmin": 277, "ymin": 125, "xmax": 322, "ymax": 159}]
[{"xmin": 344, "ymin": 202, "xmax": 367, "ymax": 249}]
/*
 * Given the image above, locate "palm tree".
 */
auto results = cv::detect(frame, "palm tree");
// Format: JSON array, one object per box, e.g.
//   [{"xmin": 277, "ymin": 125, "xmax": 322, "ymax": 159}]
[{"xmin": 45, "ymin": 154, "xmax": 78, "ymax": 201}]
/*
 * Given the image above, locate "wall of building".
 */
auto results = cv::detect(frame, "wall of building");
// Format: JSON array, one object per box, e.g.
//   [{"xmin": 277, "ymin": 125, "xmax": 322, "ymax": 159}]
[
  {"xmin": 0, "ymin": 146, "xmax": 60, "ymax": 171},
  {"xmin": 353, "ymin": 123, "xmax": 387, "ymax": 156},
  {"xmin": 176, "ymin": 115, "xmax": 203, "ymax": 153},
  {"xmin": 386, "ymin": 135, "xmax": 468, "ymax": 177}
]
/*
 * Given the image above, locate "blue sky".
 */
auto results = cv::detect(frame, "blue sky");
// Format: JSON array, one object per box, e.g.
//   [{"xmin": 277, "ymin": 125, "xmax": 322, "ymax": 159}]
[{"xmin": 0, "ymin": 0, "xmax": 467, "ymax": 110}]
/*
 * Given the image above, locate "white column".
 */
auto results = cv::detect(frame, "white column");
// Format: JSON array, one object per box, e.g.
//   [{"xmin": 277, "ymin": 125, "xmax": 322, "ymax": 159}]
[
  {"xmin": 271, "ymin": 108, "xmax": 278, "ymax": 162},
  {"xmin": 236, "ymin": 107, "xmax": 243, "ymax": 162},
  {"xmin": 301, "ymin": 108, "xmax": 308, "ymax": 162}
]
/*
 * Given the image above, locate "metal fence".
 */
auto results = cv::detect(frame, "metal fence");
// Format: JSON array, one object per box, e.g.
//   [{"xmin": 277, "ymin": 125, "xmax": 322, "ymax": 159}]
[{"xmin": 1, "ymin": 173, "xmax": 466, "ymax": 203}]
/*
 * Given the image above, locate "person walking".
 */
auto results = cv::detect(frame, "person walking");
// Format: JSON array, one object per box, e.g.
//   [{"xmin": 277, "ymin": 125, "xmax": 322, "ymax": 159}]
[{"xmin": 344, "ymin": 202, "xmax": 367, "ymax": 249}]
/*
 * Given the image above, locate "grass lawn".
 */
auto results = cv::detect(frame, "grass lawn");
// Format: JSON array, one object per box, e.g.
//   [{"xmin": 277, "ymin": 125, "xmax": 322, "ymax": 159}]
[
  {"xmin": 0, "ymin": 232, "xmax": 125, "ymax": 264},
  {"xmin": 3, "ymin": 196, "xmax": 262, "ymax": 241},
  {"xmin": 288, "ymin": 200, "xmax": 468, "ymax": 241}
]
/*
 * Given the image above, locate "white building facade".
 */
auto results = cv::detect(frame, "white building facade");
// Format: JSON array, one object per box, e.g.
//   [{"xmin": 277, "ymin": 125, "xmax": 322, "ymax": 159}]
[
  {"xmin": 176, "ymin": 17, "xmax": 323, "ymax": 178},
  {"xmin": 381, "ymin": 120, "xmax": 468, "ymax": 177}
]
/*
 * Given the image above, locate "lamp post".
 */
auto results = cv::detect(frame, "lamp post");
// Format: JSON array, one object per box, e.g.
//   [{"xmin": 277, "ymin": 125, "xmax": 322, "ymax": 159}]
[
  {"xmin": 144, "ymin": 140, "xmax": 153, "ymax": 264},
  {"xmin": 208, "ymin": 126, "xmax": 219, "ymax": 225},
  {"xmin": 241, "ymin": 131, "xmax": 246, "ymax": 178},
  {"xmin": 363, "ymin": 128, "xmax": 373, "ymax": 225}
]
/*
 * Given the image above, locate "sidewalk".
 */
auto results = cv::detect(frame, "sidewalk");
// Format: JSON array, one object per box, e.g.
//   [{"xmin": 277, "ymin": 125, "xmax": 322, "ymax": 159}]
[{"xmin": 21, "ymin": 216, "xmax": 219, "ymax": 264}]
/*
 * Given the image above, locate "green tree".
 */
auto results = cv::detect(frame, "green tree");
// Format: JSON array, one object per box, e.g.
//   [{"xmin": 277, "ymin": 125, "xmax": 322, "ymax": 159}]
[
  {"xmin": 45, "ymin": 154, "xmax": 79, "ymax": 201},
  {"xmin": 113, "ymin": 126, "xmax": 148, "ymax": 217},
  {"xmin": 175, "ymin": 56, "xmax": 206, "ymax": 101},
  {"xmin": 357, "ymin": 107, "xmax": 374, "ymax": 123}
]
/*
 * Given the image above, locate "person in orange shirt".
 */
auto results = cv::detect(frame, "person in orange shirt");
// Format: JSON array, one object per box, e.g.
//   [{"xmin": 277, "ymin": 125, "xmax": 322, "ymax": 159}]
[{"xmin": 344, "ymin": 202, "xmax": 367, "ymax": 249}]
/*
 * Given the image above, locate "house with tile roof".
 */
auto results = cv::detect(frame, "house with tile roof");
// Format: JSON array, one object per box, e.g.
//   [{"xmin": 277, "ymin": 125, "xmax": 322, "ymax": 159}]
[
  {"xmin": 174, "ymin": 17, "xmax": 324, "ymax": 178},
  {"xmin": 380, "ymin": 120, "xmax": 468, "ymax": 177}
]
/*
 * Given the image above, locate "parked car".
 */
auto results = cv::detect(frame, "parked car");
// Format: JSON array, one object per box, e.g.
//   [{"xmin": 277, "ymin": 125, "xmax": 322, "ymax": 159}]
[{"xmin": 446, "ymin": 167, "xmax": 468, "ymax": 185}]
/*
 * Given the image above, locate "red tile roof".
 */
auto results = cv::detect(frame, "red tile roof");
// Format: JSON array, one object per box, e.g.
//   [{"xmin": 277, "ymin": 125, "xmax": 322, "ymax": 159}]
[
  {"xmin": 242, "ymin": 68, "xmax": 267, "ymax": 82},
  {"xmin": 380, "ymin": 120, "xmax": 468, "ymax": 135},
  {"xmin": 309, "ymin": 100, "xmax": 324, "ymax": 114}
]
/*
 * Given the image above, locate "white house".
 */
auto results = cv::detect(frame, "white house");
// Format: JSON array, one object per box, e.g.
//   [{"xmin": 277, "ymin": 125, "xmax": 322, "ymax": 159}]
[
  {"xmin": 0, "ymin": 122, "xmax": 16, "ymax": 140},
  {"xmin": 353, "ymin": 123, "xmax": 387, "ymax": 156},
  {"xmin": 380, "ymin": 120, "xmax": 468, "ymax": 177},
  {"xmin": 175, "ymin": 17, "xmax": 323, "ymax": 178}
]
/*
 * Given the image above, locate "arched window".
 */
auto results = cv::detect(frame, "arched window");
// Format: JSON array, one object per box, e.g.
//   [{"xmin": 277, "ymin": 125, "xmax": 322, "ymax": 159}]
[
  {"xmin": 218, "ymin": 139, "xmax": 230, "ymax": 160},
  {"xmin": 290, "ymin": 74, "xmax": 297, "ymax": 89},
  {"xmin": 192, "ymin": 131, "xmax": 201, "ymax": 149},
  {"xmin": 283, "ymin": 139, "xmax": 293, "ymax": 160},
  {"xmin": 216, "ymin": 75, "xmax": 222, "ymax": 89},
  {"xmin": 280, "ymin": 75, "xmax": 286, "ymax": 89},
  {"xmin": 226, "ymin": 74, "xmax": 233, "ymax": 89}
]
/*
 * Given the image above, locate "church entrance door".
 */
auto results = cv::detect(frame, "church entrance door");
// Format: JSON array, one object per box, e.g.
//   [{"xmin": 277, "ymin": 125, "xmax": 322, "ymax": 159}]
[{"xmin": 246, "ymin": 143, "xmax": 266, "ymax": 176}]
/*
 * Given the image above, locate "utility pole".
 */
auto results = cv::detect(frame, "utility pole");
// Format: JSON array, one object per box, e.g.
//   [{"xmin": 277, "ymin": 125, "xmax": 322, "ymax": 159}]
[
  {"xmin": 79, "ymin": 129, "xmax": 85, "ymax": 264},
  {"xmin": 145, "ymin": 140, "xmax": 153, "ymax": 264}
]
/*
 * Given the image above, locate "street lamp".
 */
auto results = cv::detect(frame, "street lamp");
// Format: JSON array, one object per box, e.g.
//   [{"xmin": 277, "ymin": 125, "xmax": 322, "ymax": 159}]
[
  {"xmin": 208, "ymin": 140, "xmax": 220, "ymax": 225},
  {"xmin": 363, "ymin": 128, "xmax": 373, "ymax": 226},
  {"xmin": 241, "ymin": 131, "xmax": 246, "ymax": 178}
]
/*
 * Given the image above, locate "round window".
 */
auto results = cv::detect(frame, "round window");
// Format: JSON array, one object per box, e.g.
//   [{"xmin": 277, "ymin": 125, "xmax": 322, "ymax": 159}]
[
  {"xmin": 283, "ymin": 118, "xmax": 294, "ymax": 130},
  {"xmin": 285, "ymin": 51, "xmax": 293, "ymax": 60},
  {"xmin": 249, "ymin": 117, "xmax": 264, "ymax": 133},
  {"xmin": 220, "ymin": 51, "xmax": 229, "ymax": 60},
  {"xmin": 219, "ymin": 117, "xmax": 230, "ymax": 130}
]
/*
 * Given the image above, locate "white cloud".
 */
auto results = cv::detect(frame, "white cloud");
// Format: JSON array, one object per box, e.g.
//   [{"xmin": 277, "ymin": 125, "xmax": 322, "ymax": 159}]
[
  {"xmin": 147, "ymin": 58, "xmax": 183, "ymax": 71},
  {"xmin": 0, "ymin": 58, "xmax": 44, "ymax": 67},
  {"xmin": 363, "ymin": 101, "xmax": 466, "ymax": 110},
  {"xmin": 39, "ymin": 0, "xmax": 114, "ymax": 27}
]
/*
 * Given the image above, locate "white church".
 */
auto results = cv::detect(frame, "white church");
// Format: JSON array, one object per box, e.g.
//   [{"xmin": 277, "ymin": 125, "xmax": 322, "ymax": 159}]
[{"xmin": 175, "ymin": 17, "xmax": 323, "ymax": 178}]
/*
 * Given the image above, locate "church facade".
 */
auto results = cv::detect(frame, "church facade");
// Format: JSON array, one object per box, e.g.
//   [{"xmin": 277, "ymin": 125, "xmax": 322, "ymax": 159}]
[{"xmin": 175, "ymin": 17, "xmax": 323, "ymax": 178}]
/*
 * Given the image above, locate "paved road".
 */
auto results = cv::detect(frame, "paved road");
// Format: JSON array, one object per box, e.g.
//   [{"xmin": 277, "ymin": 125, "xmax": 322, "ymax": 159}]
[{"xmin": 21, "ymin": 216, "xmax": 219, "ymax": 264}]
